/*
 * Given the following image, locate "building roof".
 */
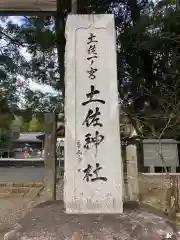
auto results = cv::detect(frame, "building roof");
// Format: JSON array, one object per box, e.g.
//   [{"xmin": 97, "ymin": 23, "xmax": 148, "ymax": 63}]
[
  {"xmin": 37, "ymin": 124, "xmax": 65, "ymax": 141},
  {"xmin": 13, "ymin": 132, "xmax": 43, "ymax": 143}
]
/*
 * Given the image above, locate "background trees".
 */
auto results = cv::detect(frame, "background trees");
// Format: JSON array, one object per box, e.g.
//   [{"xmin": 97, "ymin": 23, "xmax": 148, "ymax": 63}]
[{"xmin": 0, "ymin": 0, "xmax": 180, "ymax": 138}]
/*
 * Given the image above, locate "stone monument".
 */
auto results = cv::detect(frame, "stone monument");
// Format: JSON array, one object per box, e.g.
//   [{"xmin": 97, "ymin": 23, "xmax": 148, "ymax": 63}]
[
  {"xmin": 64, "ymin": 14, "xmax": 123, "ymax": 213},
  {"xmin": 4, "ymin": 13, "xmax": 180, "ymax": 240}
]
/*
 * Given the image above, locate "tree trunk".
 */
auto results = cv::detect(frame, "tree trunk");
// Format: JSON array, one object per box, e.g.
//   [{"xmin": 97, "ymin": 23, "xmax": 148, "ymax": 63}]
[
  {"xmin": 71, "ymin": 0, "xmax": 77, "ymax": 13},
  {"xmin": 55, "ymin": 0, "xmax": 67, "ymax": 97}
]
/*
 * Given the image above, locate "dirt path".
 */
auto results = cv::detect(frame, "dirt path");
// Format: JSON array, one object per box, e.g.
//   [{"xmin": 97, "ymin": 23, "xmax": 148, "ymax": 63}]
[{"xmin": 0, "ymin": 179, "xmax": 63, "ymax": 240}]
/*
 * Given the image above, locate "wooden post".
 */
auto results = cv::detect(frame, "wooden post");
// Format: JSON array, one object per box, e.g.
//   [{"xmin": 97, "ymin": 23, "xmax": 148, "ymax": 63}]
[
  {"xmin": 44, "ymin": 112, "xmax": 57, "ymax": 200},
  {"xmin": 71, "ymin": 0, "xmax": 77, "ymax": 13},
  {"xmin": 55, "ymin": 0, "xmax": 66, "ymax": 97},
  {"xmin": 0, "ymin": 0, "xmax": 56, "ymax": 12}
]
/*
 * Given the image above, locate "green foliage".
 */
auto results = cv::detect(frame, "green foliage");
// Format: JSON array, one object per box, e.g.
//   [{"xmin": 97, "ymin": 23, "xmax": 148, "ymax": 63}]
[
  {"xmin": 3, "ymin": 16, "xmax": 63, "ymax": 116},
  {"xmin": 10, "ymin": 117, "xmax": 21, "ymax": 140},
  {"xmin": 0, "ymin": 96, "xmax": 14, "ymax": 129},
  {"xmin": 28, "ymin": 117, "xmax": 43, "ymax": 132},
  {"xmin": 11, "ymin": 115, "xmax": 44, "ymax": 133},
  {"xmin": 0, "ymin": 17, "xmax": 29, "ymax": 110},
  {"xmin": 0, "ymin": 0, "xmax": 180, "ymax": 139},
  {"xmin": 0, "ymin": 129, "xmax": 10, "ymax": 149}
]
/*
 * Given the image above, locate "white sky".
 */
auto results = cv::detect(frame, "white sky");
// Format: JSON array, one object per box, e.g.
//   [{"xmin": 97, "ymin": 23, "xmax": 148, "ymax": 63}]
[{"xmin": 8, "ymin": 16, "xmax": 56, "ymax": 94}]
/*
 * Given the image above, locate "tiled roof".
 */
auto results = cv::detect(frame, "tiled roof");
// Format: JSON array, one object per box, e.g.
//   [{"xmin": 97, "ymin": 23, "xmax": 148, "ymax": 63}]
[{"xmin": 13, "ymin": 132, "xmax": 43, "ymax": 143}]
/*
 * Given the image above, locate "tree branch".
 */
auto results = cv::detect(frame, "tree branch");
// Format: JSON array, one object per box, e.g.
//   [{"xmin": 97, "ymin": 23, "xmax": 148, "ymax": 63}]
[{"xmin": 0, "ymin": 30, "xmax": 24, "ymax": 47}]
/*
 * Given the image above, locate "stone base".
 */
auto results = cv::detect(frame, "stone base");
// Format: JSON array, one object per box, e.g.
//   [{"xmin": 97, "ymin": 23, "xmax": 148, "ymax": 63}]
[{"xmin": 4, "ymin": 201, "xmax": 180, "ymax": 240}]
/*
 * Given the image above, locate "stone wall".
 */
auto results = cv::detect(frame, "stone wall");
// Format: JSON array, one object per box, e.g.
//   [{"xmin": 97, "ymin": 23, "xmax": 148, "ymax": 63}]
[
  {"xmin": 125, "ymin": 174, "xmax": 180, "ymax": 212},
  {"xmin": 0, "ymin": 182, "xmax": 43, "ymax": 198},
  {"xmin": 55, "ymin": 174, "xmax": 180, "ymax": 213}
]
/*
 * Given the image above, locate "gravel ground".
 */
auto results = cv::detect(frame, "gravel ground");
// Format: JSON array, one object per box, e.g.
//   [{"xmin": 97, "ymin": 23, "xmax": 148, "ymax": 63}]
[
  {"xmin": 0, "ymin": 174, "xmax": 174, "ymax": 239},
  {"xmin": 0, "ymin": 178, "xmax": 64, "ymax": 239},
  {"xmin": 4, "ymin": 201, "xmax": 179, "ymax": 240},
  {"xmin": 1, "ymin": 175, "xmax": 177, "ymax": 240}
]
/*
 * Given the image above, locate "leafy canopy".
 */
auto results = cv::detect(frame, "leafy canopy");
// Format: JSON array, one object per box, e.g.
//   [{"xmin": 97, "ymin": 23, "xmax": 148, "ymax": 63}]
[{"xmin": 1, "ymin": 0, "xmax": 180, "ymax": 138}]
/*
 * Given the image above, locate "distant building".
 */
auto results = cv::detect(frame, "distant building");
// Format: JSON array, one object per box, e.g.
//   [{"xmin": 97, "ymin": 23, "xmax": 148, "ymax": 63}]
[
  {"xmin": 11, "ymin": 132, "xmax": 44, "ymax": 159},
  {"xmin": 12, "ymin": 132, "xmax": 44, "ymax": 149},
  {"xmin": 37, "ymin": 122, "xmax": 65, "ymax": 141},
  {"xmin": 37, "ymin": 124, "xmax": 65, "ymax": 159}
]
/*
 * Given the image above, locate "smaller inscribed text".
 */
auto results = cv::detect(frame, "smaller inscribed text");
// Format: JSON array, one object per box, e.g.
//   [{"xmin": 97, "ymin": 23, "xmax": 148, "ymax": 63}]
[
  {"xmin": 81, "ymin": 32, "xmax": 106, "ymax": 155},
  {"xmin": 76, "ymin": 140, "xmax": 82, "ymax": 162}
]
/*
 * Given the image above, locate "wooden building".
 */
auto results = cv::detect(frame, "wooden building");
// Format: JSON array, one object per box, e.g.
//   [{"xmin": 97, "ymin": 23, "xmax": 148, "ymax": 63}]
[{"xmin": 11, "ymin": 132, "xmax": 44, "ymax": 158}]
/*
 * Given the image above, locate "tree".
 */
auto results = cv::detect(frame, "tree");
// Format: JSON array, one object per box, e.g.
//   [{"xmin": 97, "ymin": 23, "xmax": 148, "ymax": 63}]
[
  {"xmin": 1, "ymin": 0, "xmax": 180, "ymax": 130},
  {"xmin": 10, "ymin": 116, "xmax": 21, "ymax": 139},
  {"xmin": 0, "ymin": 129, "xmax": 10, "ymax": 149},
  {"xmin": 0, "ymin": 95, "xmax": 13, "ymax": 129},
  {"xmin": 116, "ymin": 0, "xmax": 180, "ymax": 136},
  {"xmin": 28, "ymin": 117, "xmax": 43, "ymax": 132},
  {"xmin": 0, "ymin": 17, "xmax": 29, "ymax": 110}
]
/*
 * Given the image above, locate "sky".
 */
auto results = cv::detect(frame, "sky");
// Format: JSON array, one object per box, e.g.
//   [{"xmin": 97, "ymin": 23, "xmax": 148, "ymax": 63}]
[{"xmin": 8, "ymin": 16, "xmax": 56, "ymax": 95}]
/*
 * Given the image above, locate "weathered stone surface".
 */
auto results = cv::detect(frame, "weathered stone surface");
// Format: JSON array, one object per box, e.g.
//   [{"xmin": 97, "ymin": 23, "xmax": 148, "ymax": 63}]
[
  {"xmin": 4, "ymin": 201, "xmax": 180, "ymax": 240},
  {"xmin": 126, "ymin": 144, "xmax": 139, "ymax": 201},
  {"xmin": 65, "ymin": 14, "xmax": 123, "ymax": 214}
]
